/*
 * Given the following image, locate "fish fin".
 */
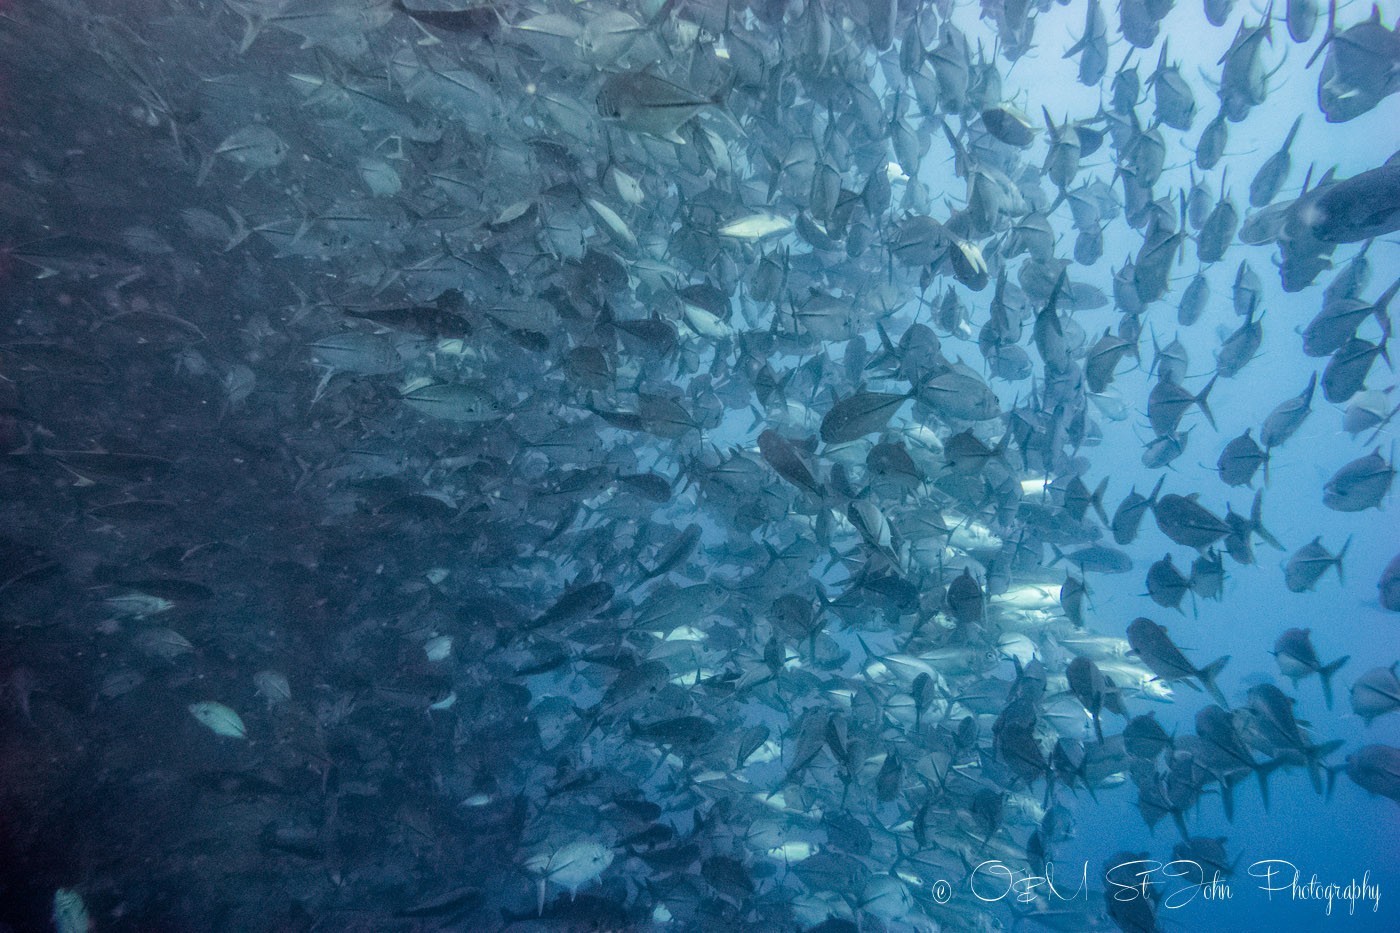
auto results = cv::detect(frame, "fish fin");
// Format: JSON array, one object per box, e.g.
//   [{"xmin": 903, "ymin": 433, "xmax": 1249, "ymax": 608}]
[
  {"xmin": 1219, "ymin": 775, "xmax": 1235, "ymax": 822},
  {"xmin": 1318, "ymin": 655, "xmax": 1349, "ymax": 709},
  {"xmin": 1281, "ymin": 114, "xmax": 1303, "ymax": 153},
  {"xmin": 196, "ymin": 152, "xmax": 217, "ymax": 187},
  {"xmin": 1195, "ymin": 375, "xmax": 1217, "ymax": 429},
  {"xmin": 1301, "ymin": 370, "xmax": 1318, "ymax": 407},
  {"xmin": 1171, "ymin": 807, "xmax": 1189, "ymax": 841},
  {"xmin": 1251, "ymin": 490, "xmax": 1285, "ymax": 550},
  {"xmin": 1090, "ymin": 476, "xmax": 1110, "ymax": 525},
  {"xmin": 1198, "ymin": 655, "xmax": 1230, "ymax": 706},
  {"xmin": 1306, "ymin": 739, "xmax": 1345, "ymax": 795},
  {"xmin": 1305, "ymin": 0, "xmax": 1338, "ymax": 69},
  {"xmin": 1324, "ymin": 760, "xmax": 1345, "ymax": 800},
  {"xmin": 235, "ymin": 10, "xmax": 266, "ymax": 55},
  {"xmin": 1335, "ymin": 534, "xmax": 1352, "ymax": 585},
  {"xmin": 1256, "ymin": 757, "xmax": 1282, "ymax": 809}
]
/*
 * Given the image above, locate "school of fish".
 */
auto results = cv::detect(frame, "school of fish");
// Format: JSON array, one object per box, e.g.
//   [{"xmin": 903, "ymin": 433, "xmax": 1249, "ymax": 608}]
[{"xmin": 0, "ymin": 0, "xmax": 1397, "ymax": 930}]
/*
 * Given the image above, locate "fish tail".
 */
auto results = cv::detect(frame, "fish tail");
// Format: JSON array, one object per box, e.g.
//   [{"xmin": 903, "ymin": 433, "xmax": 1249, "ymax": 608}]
[
  {"xmin": 1251, "ymin": 490, "xmax": 1284, "ymax": 550},
  {"xmin": 223, "ymin": 207, "xmax": 251, "ymax": 252},
  {"xmin": 1256, "ymin": 756, "xmax": 1282, "ymax": 809},
  {"xmin": 1318, "ymin": 655, "xmax": 1349, "ymax": 709},
  {"xmin": 1090, "ymin": 476, "xmax": 1110, "ymax": 525},
  {"xmin": 1171, "ymin": 807, "xmax": 1189, "ymax": 841},
  {"xmin": 1281, "ymin": 114, "xmax": 1303, "ymax": 152},
  {"xmin": 1196, "ymin": 375, "xmax": 1218, "ymax": 429},
  {"xmin": 196, "ymin": 152, "xmax": 216, "ymax": 187},
  {"xmin": 236, "ymin": 11, "xmax": 266, "ymax": 55},
  {"xmin": 1335, "ymin": 534, "xmax": 1352, "ymax": 585},
  {"xmin": 1373, "ymin": 275, "xmax": 1400, "ymax": 333},
  {"xmin": 1364, "ymin": 400, "xmax": 1400, "ymax": 445},
  {"xmin": 1306, "ymin": 739, "xmax": 1345, "ymax": 796},
  {"xmin": 1325, "ymin": 761, "xmax": 1346, "ymax": 800},
  {"xmin": 1198, "ymin": 655, "xmax": 1230, "ymax": 706},
  {"xmin": 1304, "ymin": 0, "xmax": 1338, "ymax": 69}
]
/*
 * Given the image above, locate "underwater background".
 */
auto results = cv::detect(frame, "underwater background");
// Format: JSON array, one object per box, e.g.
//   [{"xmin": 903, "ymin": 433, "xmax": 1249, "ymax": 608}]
[{"xmin": 1, "ymin": 0, "xmax": 1398, "ymax": 930}]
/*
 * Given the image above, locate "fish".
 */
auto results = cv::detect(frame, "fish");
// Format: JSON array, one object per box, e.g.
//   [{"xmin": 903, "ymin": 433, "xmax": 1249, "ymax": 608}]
[
  {"xmin": 188, "ymin": 701, "xmax": 247, "ymax": 739},
  {"xmin": 1322, "ymin": 330, "xmax": 1391, "ymax": 404},
  {"xmin": 596, "ymin": 71, "xmax": 723, "ymax": 143},
  {"xmin": 1145, "ymin": 553, "xmax": 1192, "ymax": 611},
  {"xmin": 1216, "ymin": 430, "xmax": 1270, "ymax": 487},
  {"xmin": 1302, "ymin": 276, "xmax": 1400, "ymax": 358},
  {"xmin": 1308, "ymin": 0, "xmax": 1400, "ymax": 123},
  {"xmin": 1223, "ymin": 490, "xmax": 1284, "ymax": 565},
  {"xmin": 401, "ymin": 382, "xmax": 505, "ymax": 422},
  {"xmin": 52, "ymin": 889, "xmax": 91, "ymax": 933},
  {"xmin": 1148, "ymin": 40, "xmax": 1197, "ymax": 131},
  {"xmin": 1147, "ymin": 376, "xmax": 1216, "ymax": 437},
  {"xmin": 1067, "ymin": 656, "xmax": 1123, "ymax": 743},
  {"xmin": 1345, "ymin": 745, "xmax": 1400, "ymax": 804},
  {"xmin": 1123, "ymin": 712, "xmax": 1174, "ymax": 760},
  {"xmin": 1381, "ymin": 552, "xmax": 1400, "ymax": 610},
  {"xmin": 1272, "ymin": 628, "xmax": 1349, "ymax": 708},
  {"xmin": 819, "ymin": 390, "xmax": 911, "ymax": 445},
  {"xmin": 1190, "ymin": 548, "xmax": 1227, "ymax": 601},
  {"xmin": 1250, "ymin": 116, "xmax": 1302, "ymax": 207},
  {"xmin": 1322, "ymin": 447, "xmax": 1395, "ymax": 511},
  {"xmin": 1283, "ymin": 535, "xmax": 1352, "ymax": 592},
  {"xmin": 196, "ymin": 124, "xmax": 290, "ymax": 185},
  {"xmin": 1127, "ymin": 617, "xmax": 1229, "ymax": 706},
  {"xmin": 1350, "ymin": 664, "xmax": 1400, "ymax": 723},
  {"xmin": 1153, "ymin": 493, "xmax": 1232, "ymax": 550},
  {"xmin": 523, "ymin": 841, "xmax": 615, "ymax": 915},
  {"xmin": 1343, "ymin": 389, "xmax": 1400, "ymax": 439},
  {"xmin": 1051, "ymin": 544, "xmax": 1134, "ymax": 575},
  {"xmin": 718, "ymin": 212, "xmax": 793, "ymax": 240},
  {"xmin": 1294, "ymin": 160, "xmax": 1400, "ymax": 242},
  {"xmin": 1260, "ymin": 373, "xmax": 1318, "ymax": 449},
  {"xmin": 1244, "ymin": 684, "xmax": 1345, "ymax": 795},
  {"xmin": 1194, "ymin": 704, "xmax": 1275, "ymax": 808},
  {"xmin": 253, "ymin": 670, "xmax": 292, "ymax": 706}
]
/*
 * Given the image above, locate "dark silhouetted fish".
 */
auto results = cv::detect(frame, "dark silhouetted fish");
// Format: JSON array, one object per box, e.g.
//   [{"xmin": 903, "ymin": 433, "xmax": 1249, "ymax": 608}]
[
  {"xmin": 1128, "ymin": 617, "xmax": 1230, "ymax": 705},
  {"xmin": 1284, "ymin": 536, "xmax": 1352, "ymax": 592},
  {"xmin": 1322, "ymin": 447, "xmax": 1395, "ymax": 511},
  {"xmin": 1273, "ymin": 627, "xmax": 1349, "ymax": 708}
]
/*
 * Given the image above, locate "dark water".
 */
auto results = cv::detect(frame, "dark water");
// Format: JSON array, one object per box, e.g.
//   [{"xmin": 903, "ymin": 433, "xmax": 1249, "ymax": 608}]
[{"xmin": 1, "ymin": 1, "xmax": 1397, "ymax": 931}]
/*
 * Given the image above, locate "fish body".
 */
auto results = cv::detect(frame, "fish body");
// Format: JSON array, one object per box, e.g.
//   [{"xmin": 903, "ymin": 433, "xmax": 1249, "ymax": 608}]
[
  {"xmin": 597, "ymin": 72, "xmax": 719, "ymax": 142},
  {"xmin": 1322, "ymin": 448, "xmax": 1395, "ymax": 511},
  {"xmin": 189, "ymin": 701, "xmax": 247, "ymax": 739}
]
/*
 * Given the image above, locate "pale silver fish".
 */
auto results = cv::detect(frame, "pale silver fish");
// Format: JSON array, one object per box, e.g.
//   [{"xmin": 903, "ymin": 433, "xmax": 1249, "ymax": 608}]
[
  {"xmin": 197, "ymin": 124, "xmax": 289, "ymax": 185},
  {"xmin": 189, "ymin": 700, "xmax": 247, "ymax": 739}
]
